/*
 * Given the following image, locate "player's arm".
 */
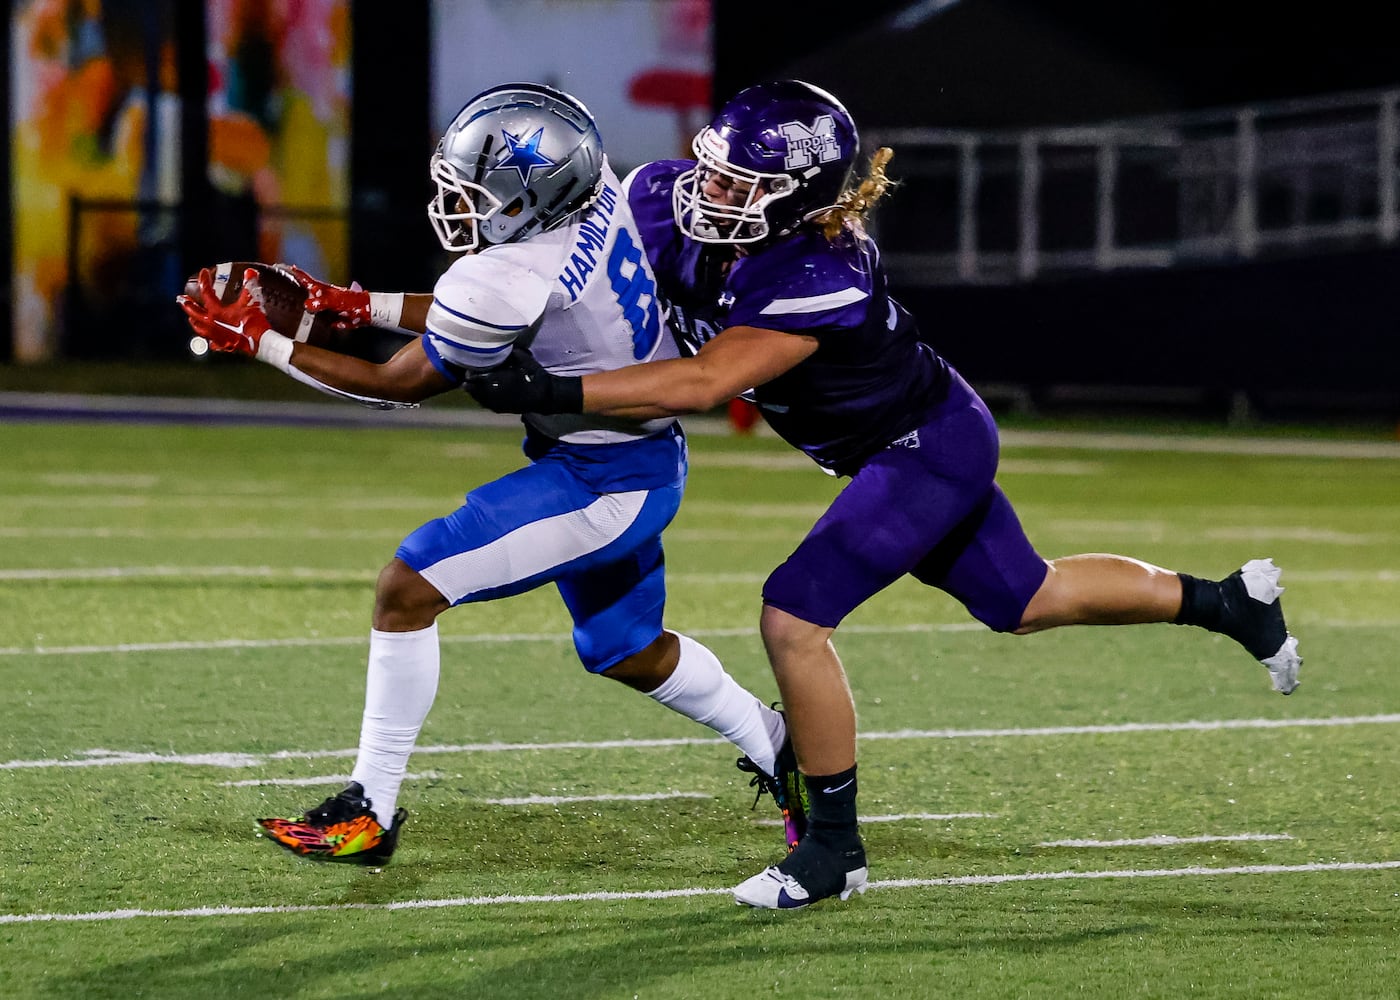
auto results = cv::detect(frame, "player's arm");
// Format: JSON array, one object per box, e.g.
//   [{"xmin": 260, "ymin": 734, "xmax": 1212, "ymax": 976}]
[
  {"xmin": 179, "ymin": 268, "xmax": 453, "ymax": 407},
  {"xmin": 278, "ymin": 263, "xmax": 433, "ymax": 335},
  {"xmin": 587, "ymin": 325, "xmax": 816, "ymax": 418},
  {"xmin": 465, "ymin": 324, "xmax": 817, "ymax": 418},
  {"xmin": 282, "ymin": 335, "xmax": 453, "ymax": 404}
]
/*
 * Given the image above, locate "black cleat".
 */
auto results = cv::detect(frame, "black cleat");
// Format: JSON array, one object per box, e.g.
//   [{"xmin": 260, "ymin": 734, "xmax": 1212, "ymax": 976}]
[
  {"xmin": 734, "ymin": 834, "xmax": 868, "ymax": 909},
  {"xmin": 1218, "ymin": 558, "xmax": 1301, "ymax": 694},
  {"xmin": 257, "ymin": 782, "xmax": 407, "ymax": 864}
]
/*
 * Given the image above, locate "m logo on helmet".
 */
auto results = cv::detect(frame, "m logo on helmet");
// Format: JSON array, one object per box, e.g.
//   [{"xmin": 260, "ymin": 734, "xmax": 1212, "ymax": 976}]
[{"xmin": 779, "ymin": 116, "xmax": 841, "ymax": 170}]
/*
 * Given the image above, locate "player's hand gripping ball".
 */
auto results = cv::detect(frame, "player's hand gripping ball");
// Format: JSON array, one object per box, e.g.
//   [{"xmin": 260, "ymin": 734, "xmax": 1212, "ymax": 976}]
[
  {"xmin": 176, "ymin": 268, "xmax": 274, "ymax": 357},
  {"xmin": 274, "ymin": 263, "xmax": 374, "ymax": 330},
  {"xmin": 181, "ymin": 261, "xmax": 337, "ymax": 344}
]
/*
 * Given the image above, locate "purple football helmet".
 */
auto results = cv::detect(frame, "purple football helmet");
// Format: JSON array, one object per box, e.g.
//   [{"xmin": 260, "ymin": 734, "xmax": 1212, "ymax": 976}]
[{"xmin": 673, "ymin": 80, "xmax": 859, "ymax": 245}]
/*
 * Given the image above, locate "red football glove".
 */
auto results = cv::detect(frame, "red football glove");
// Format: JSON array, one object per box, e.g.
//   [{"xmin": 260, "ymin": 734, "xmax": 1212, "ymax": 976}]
[
  {"xmin": 176, "ymin": 268, "xmax": 273, "ymax": 357},
  {"xmin": 276, "ymin": 263, "xmax": 371, "ymax": 330}
]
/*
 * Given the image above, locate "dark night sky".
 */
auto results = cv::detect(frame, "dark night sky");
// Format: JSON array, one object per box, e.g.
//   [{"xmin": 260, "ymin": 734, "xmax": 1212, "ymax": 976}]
[{"xmin": 715, "ymin": 0, "xmax": 1400, "ymax": 127}]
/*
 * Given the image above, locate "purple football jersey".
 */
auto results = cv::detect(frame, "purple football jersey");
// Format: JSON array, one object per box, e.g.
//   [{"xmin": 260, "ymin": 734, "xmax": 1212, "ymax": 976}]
[{"xmin": 626, "ymin": 160, "xmax": 949, "ymax": 475}]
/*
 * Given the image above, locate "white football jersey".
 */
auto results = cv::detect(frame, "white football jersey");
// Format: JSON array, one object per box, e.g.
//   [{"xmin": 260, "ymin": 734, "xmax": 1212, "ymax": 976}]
[{"xmin": 424, "ymin": 160, "xmax": 678, "ymax": 444}]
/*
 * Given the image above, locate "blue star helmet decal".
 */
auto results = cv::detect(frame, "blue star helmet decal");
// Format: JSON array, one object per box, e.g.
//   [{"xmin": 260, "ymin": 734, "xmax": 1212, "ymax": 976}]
[{"xmin": 491, "ymin": 127, "xmax": 556, "ymax": 185}]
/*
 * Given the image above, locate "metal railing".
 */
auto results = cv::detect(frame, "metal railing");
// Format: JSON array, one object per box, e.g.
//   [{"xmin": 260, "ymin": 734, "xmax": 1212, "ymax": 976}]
[{"xmin": 866, "ymin": 87, "xmax": 1400, "ymax": 286}]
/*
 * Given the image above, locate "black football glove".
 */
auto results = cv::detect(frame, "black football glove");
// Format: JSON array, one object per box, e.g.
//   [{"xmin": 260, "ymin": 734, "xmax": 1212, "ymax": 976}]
[{"xmin": 464, "ymin": 345, "xmax": 583, "ymax": 414}]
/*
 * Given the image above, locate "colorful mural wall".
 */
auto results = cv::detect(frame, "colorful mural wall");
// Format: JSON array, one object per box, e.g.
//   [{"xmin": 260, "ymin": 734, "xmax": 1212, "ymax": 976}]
[
  {"xmin": 9, "ymin": 0, "xmax": 351, "ymax": 362},
  {"xmin": 206, "ymin": 0, "xmax": 350, "ymax": 282}
]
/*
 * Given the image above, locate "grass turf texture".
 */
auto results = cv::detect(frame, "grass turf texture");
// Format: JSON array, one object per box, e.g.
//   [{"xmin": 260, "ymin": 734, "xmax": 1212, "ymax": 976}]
[{"xmin": 3, "ymin": 417, "xmax": 1399, "ymax": 998}]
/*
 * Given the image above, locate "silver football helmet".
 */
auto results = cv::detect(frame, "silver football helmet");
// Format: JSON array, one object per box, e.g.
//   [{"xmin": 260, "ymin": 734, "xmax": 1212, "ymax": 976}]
[{"xmin": 427, "ymin": 83, "xmax": 606, "ymax": 252}]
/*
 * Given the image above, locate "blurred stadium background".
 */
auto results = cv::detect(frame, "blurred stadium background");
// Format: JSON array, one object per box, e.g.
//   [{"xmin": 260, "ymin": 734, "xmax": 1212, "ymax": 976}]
[{"xmin": 3, "ymin": 0, "xmax": 1398, "ymax": 424}]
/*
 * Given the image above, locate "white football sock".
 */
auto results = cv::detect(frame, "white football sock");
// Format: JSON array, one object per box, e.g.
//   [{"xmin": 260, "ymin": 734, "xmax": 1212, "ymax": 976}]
[
  {"xmin": 350, "ymin": 624, "xmax": 440, "ymax": 826},
  {"xmin": 646, "ymin": 632, "xmax": 785, "ymax": 774}
]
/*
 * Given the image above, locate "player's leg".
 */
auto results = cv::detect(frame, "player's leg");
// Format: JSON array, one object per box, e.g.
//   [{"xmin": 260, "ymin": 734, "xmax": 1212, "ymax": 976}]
[
  {"xmin": 603, "ymin": 628, "xmax": 804, "ymax": 855},
  {"xmin": 555, "ymin": 517, "xmax": 787, "ymax": 797},
  {"xmin": 1016, "ymin": 552, "xmax": 1299, "ymax": 692},
  {"xmin": 919, "ymin": 487, "xmax": 1300, "ymax": 693},
  {"xmin": 737, "ymin": 383, "xmax": 1003, "ymax": 908},
  {"xmin": 257, "ymin": 459, "xmax": 639, "ymax": 861},
  {"xmin": 1015, "ymin": 553, "xmax": 1182, "ymax": 630},
  {"xmin": 256, "ymin": 558, "xmax": 447, "ymax": 861}
]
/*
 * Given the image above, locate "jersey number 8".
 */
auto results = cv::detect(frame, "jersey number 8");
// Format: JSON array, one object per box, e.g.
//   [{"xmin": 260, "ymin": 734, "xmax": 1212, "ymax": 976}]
[{"xmin": 607, "ymin": 228, "xmax": 661, "ymax": 360}]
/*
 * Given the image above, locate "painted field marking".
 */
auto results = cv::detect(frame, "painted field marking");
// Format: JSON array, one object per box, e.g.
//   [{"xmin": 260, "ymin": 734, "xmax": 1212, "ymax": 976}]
[
  {"xmin": 15, "ymin": 563, "xmax": 1400, "ymax": 585},
  {"xmin": 8, "ymin": 523, "xmax": 1395, "ymax": 546},
  {"xmin": 1037, "ymin": 833, "xmax": 1294, "ymax": 848},
  {"xmin": 0, "ymin": 622, "xmax": 989, "ymax": 658},
  {"xmin": 5, "ymin": 714, "xmax": 1400, "ymax": 772},
  {"xmin": 757, "ymin": 812, "xmax": 996, "ymax": 826},
  {"xmin": 0, "ymin": 565, "xmax": 779, "ymax": 584},
  {"xmin": 3, "ymin": 859, "xmax": 1397, "ymax": 925},
  {"xmin": 9, "ymin": 614, "xmax": 1400, "ymax": 661},
  {"xmin": 219, "ymin": 774, "xmax": 708, "ymax": 807},
  {"xmin": 0, "ymin": 526, "xmax": 406, "ymax": 541},
  {"xmin": 481, "ymin": 791, "xmax": 711, "ymax": 806},
  {"xmin": 221, "ymin": 772, "xmax": 442, "ymax": 788}
]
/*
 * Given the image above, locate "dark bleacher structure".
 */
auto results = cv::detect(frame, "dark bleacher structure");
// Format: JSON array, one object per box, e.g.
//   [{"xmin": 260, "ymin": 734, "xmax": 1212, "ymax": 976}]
[{"xmin": 16, "ymin": 0, "xmax": 1400, "ymax": 419}]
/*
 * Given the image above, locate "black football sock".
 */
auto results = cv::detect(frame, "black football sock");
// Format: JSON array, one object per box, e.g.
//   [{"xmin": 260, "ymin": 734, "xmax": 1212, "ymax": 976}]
[
  {"xmin": 1175, "ymin": 569, "xmax": 1284, "ymax": 659},
  {"xmin": 776, "ymin": 765, "xmax": 865, "ymax": 889},
  {"xmin": 1173, "ymin": 573, "xmax": 1224, "ymax": 631},
  {"xmin": 803, "ymin": 764, "xmax": 861, "ymax": 848}
]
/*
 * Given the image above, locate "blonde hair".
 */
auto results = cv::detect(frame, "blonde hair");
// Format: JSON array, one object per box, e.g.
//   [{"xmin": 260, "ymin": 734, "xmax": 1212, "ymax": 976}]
[{"xmin": 815, "ymin": 146, "xmax": 897, "ymax": 240}]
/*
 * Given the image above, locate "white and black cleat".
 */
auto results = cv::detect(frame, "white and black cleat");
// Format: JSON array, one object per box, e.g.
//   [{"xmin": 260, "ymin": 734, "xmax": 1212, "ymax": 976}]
[
  {"xmin": 734, "ymin": 864, "xmax": 869, "ymax": 910},
  {"xmin": 1232, "ymin": 558, "xmax": 1301, "ymax": 694}
]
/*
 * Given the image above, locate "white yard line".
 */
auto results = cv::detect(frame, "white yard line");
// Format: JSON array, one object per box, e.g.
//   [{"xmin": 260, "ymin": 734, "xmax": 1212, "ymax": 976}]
[
  {"xmin": 0, "ymin": 565, "xmax": 782, "ymax": 584},
  {"xmin": 8, "ymin": 615, "xmax": 1400, "ymax": 660},
  {"xmin": 6, "ymin": 524, "xmax": 1396, "ymax": 547},
  {"xmin": 856, "ymin": 714, "xmax": 1400, "ymax": 740},
  {"xmin": 219, "ymin": 777, "xmax": 707, "ymax": 804},
  {"xmin": 0, "ymin": 526, "xmax": 406, "ymax": 541},
  {"xmin": 0, "ymin": 622, "xmax": 989, "ymax": 657},
  {"xmin": 1038, "ymin": 833, "xmax": 1294, "ymax": 848},
  {"xmin": 221, "ymin": 772, "xmax": 442, "ymax": 788},
  {"xmin": 0, "ymin": 565, "xmax": 376, "ymax": 582},
  {"xmin": 7, "ymin": 564, "xmax": 1400, "ymax": 586},
  {"xmin": 757, "ymin": 812, "xmax": 996, "ymax": 826},
  {"xmin": 3, "ymin": 859, "xmax": 1397, "ymax": 924},
  {"xmin": 481, "ymin": 792, "xmax": 711, "ymax": 806},
  {"xmin": 5, "ymin": 714, "xmax": 1400, "ymax": 772}
]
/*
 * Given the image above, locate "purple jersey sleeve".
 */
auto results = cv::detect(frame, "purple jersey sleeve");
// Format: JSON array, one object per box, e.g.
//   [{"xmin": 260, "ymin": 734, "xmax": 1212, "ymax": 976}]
[{"xmin": 725, "ymin": 234, "xmax": 873, "ymax": 334}]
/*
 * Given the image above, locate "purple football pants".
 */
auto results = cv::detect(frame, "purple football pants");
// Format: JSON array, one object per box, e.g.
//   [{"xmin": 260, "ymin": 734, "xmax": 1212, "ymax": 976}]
[{"xmin": 762, "ymin": 370, "xmax": 1048, "ymax": 633}]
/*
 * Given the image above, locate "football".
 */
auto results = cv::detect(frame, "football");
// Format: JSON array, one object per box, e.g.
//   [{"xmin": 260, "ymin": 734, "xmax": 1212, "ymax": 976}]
[{"xmin": 184, "ymin": 261, "xmax": 335, "ymax": 344}]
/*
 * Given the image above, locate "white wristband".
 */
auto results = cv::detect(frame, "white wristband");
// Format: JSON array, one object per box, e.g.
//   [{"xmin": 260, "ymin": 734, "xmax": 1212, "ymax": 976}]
[
  {"xmin": 369, "ymin": 291, "xmax": 405, "ymax": 328},
  {"xmin": 256, "ymin": 330, "xmax": 294, "ymax": 373}
]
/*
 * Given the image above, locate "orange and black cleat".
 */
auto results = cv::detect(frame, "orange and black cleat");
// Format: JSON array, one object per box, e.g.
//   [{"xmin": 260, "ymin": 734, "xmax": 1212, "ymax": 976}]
[{"xmin": 257, "ymin": 782, "xmax": 407, "ymax": 864}]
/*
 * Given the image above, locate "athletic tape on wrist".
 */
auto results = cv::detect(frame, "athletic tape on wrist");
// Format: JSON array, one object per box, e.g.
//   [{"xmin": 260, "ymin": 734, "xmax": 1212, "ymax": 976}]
[
  {"xmin": 369, "ymin": 291, "xmax": 405, "ymax": 328},
  {"xmin": 294, "ymin": 309, "xmax": 317, "ymax": 343},
  {"xmin": 256, "ymin": 330, "xmax": 294, "ymax": 373}
]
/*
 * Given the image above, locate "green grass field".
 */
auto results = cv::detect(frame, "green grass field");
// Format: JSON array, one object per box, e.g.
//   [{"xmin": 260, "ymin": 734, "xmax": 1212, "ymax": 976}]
[{"xmin": 3, "ymin": 411, "xmax": 1399, "ymax": 998}]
